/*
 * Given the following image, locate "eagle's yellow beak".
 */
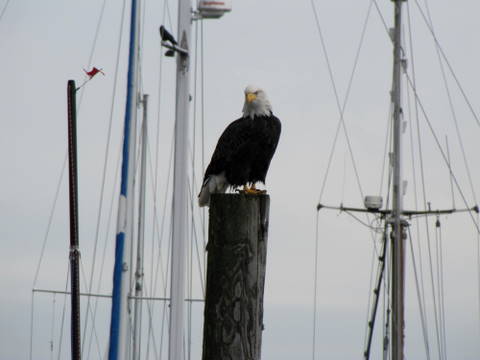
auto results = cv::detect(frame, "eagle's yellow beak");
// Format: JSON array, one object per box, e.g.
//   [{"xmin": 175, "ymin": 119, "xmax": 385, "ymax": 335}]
[{"xmin": 246, "ymin": 93, "xmax": 257, "ymax": 103}]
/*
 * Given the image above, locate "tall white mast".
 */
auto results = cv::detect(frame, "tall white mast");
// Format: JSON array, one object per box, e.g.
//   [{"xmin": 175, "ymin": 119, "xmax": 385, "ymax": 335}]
[
  {"xmin": 132, "ymin": 94, "xmax": 148, "ymax": 360},
  {"xmin": 108, "ymin": 0, "xmax": 141, "ymax": 359},
  {"xmin": 169, "ymin": 0, "xmax": 192, "ymax": 359},
  {"xmin": 391, "ymin": 1, "xmax": 406, "ymax": 359}
]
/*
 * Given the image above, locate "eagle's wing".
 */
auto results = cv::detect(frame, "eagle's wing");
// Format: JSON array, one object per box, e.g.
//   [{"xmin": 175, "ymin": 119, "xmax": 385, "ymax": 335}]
[{"xmin": 203, "ymin": 117, "xmax": 251, "ymax": 179}]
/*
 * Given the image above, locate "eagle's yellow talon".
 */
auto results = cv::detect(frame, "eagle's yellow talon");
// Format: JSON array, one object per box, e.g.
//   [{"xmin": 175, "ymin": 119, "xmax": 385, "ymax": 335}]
[{"xmin": 240, "ymin": 185, "xmax": 267, "ymax": 195}]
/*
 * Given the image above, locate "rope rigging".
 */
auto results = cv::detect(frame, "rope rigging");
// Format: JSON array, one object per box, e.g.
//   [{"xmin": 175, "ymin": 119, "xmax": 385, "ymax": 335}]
[
  {"xmin": 314, "ymin": 2, "xmax": 480, "ymax": 360},
  {"xmin": 82, "ymin": 0, "xmax": 128, "ymax": 355},
  {"xmin": 311, "ymin": 2, "xmax": 378, "ymax": 358},
  {"xmin": 404, "ymin": 11, "xmax": 431, "ymax": 355},
  {"xmin": 363, "ymin": 228, "xmax": 388, "ymax": 360},
  {"xmin": 0, "ymin": 0, "xmax": 11, "ymax": 23},
  {"xmin": 312, "ymin": 0, "xmax": 373, "ymax": 205},
  {"xmin": 412, "ymin": 0, "xmax": 480, "ymax": 129}
]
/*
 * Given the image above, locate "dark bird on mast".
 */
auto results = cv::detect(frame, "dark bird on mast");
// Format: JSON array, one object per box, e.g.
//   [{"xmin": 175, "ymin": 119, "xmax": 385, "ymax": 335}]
[
  {"xmin": 198, "ymin": 85, "xmax": 281, "ymax": 207},
  {"xmin": 159, "ymin": 25, "xmax": 177, "ymax": 45}
]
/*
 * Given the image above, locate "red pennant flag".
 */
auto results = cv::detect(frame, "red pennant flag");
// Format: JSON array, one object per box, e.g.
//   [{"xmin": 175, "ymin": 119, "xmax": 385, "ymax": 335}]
[{"xmin": 83, "ymin": 67, "xmax": 105, "ymax": 79}]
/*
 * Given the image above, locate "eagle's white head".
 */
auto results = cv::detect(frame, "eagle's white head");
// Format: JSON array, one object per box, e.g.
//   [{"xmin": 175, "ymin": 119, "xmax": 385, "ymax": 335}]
[{"xmin": 242, "ymin": 85, "xmax": 272, "ymax": 119}]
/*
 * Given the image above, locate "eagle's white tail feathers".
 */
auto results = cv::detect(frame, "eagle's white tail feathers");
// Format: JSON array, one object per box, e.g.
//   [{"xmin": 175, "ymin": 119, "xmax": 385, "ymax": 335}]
[{"xmin": 198, "ymin": 173, "xmax": 228, "ymax": 207}]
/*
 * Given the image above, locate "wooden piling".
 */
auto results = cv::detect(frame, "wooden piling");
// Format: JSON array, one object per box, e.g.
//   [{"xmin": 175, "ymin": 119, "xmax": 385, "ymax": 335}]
[{"xmin": 202, "ymin": 193, "xmax": 270, "ymax": 360}]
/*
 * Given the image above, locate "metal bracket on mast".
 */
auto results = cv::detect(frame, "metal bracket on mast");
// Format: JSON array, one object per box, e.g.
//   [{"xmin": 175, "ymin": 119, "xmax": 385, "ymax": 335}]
[
  {"xmin": 160, "ymin": 40, "xmax": 189, "ymax": 57},
  {"xmin": 317, "ymin": 201, "xmax": 479, "ymax": 219},
  {"xmin": 160, "ymin": 25, "xmax": 189, "ymax": 58}
]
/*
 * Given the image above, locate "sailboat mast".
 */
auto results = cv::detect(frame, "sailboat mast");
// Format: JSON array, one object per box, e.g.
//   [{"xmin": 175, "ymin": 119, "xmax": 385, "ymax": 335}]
[
  {"xmin": 66, "ymin": 80, "xmax": 81, "ymax": 360},
  {"xmin": 132, "ymin": 94, "xmax": 148, "ymax": 360},
  {"xmin": 169, "ymin": 0, "xmax": 192, "ymax": 359},
  {"xmin": 391, "ymin": 1, "xmax": 406, "ymax": 360},
  {"xmin": 108, "ymin": 0, "xmax": 141, "ymax": 359}
]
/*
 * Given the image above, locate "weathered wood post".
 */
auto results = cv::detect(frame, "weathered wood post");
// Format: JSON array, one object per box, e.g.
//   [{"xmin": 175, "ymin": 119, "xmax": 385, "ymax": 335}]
[{"xmin": 202, "ymin": 193, "xmax": 270, "ymax": 360}]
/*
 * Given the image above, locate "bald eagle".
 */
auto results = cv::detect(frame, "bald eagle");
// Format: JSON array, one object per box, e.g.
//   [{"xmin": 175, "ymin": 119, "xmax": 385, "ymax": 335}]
[{"xmin": 198, "ymin": 85, "xmax": 281, "ymax": 207}]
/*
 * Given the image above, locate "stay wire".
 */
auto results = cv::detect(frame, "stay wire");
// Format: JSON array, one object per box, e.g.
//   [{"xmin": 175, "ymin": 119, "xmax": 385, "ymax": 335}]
[
  {"xmin": 363, "ymin": 226, "xmax": 388, "ymax": 360},
  {"xmin": 145, "ymin": 137, "xmax": 172, "ymax": 359},
  {"xmin": 186, "ymin": 174, "xmax": 206, "ymax": 295},
  {"xmin": 437, "ymin": 218, "xmax": 448, "ymax": 360},
  {"xmin": 378, "ymin": 104, "xmax": 393, "ymax": 198},
  {"xmin": 408, "ymin": 56, "xmax": 444, "ymax": 359},
  {"xmin": 136, "ymin": 282, "xmax": 160, "ymax": 360},
  {"xmin": 407, "ymin": 226, "xmax": 433, "ymax": 359},
  {"xmin": 412, "ymin": 0, "xmax": 480, "ymax": 129},
  {"xmin": 404, "ymin": 72, "xmax": 480, "ymax": 234},
  {"xmin": 81, "ymin": 0, "xmax": 128, "ymax": 354},
  {"xmin": 188, "ymin": 21, "xmax": 200, "ymax": 355},
  {"xmin": 79, "ymin": 259, "xmax": 102, "ymax": 359},
  {"xmin": 86, "ymin": 139, "xmax": 122, "ymax": 360},
  {"xmin": 313, "ymin": 0, "xmax": 374, "ymax": 204},
  {"xmin": 421, "ymin": 0, "xmax": 478, "ymax": 206},
  {"xmin": 311, "ymin": 212, "xmax": 320, "ymax": 360},
  {"xmin": 188, "ymin": 25, "xmax": 200, "ymax": 360},
  {"xmin": 405, "ymin": 4, "xmax": 431, "ymax": 357},
  {"xmin": 200, "ymin": 19, "xmax": 206, "ymax": 237},
  {"xmin": 32, "ymin": 0, "xmax": 109, "ymax": 295},
  {"xmin": 29, "ymin": 292, "xmax": 35, "ymax": 360},
  {"xmin": 444, "ymin": 137, "xmax": 456, "ymax": 209},
  {"xmin": 433, "ymin": 219, "xmax": 445, "ymax": 360},
  {"xmin": 371, "ymin": 0, "xmax": 390, "ymax": 37},
  {"xmin": 32, "ymin": 160, "xmax": 67, "ymax": 288},
  {"xmin": 157, "ymin": 221, "xmax": 173, "ymax": 359},
  {"xmin": 147, "ymin": 137, "xmax": 170, "ymax": 296},
  {"xmin": 311, "ymin": 3, "xmax": 378, "ymax": 357},
  {"xmin": 477, "ymin": 211, "xmax": 480, "ymax": 349},
  {"xmin": 146, "ymin": 0, "xmax": 171, "ymax": 355},
  {"xmin": 49, "ymin": 293, "xmax": 56, "ymax": 360},
  {"xmin": 56, "ymin": 267, "xmax": 70, "ymax": 360},
  {"xmin": 0, "ymin": 0, "xmax": 11, "ymax": 23},
  {"xmin": 76, "ymin": 0, "xmax": 108, "ymax": 109}
]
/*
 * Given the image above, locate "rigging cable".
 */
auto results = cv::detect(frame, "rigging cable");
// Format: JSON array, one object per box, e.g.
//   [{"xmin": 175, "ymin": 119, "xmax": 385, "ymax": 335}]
[
  {"xmin": 434, "ymin": 217, "xmax": 448, "ymax": 360},
  {"xmin": 404, "ymin": 72, "xmax": 480, "ymax": 234},
  {"xmin": 406, "ymin": 33, "xmax": 446, "ymax": 355},
  {"xmin": 378, "ymin": 104, "xmax": 393, "ymax": 197},
  {"xmin": 85, "ymin": 139, "xmax": 122, "ymax": 360},
  {"xmin": 311, "ymin": 212, "xmax": 320, "ymax": 360},
  {"xmin": 81, "ymin": 0, "xmax": 128, "ymax": 355},
  {"xmin": 0, "ymin": 0, "xmax": 11, "ymax": 23},
  {"xmin": 408, "ymin": 63, "xmax": 445, "ymax": 360},
  {"xmin": 49, "ymin": 294, "xmax": 56, "ymax": 360},
  {"xmin": 79, "ymin": 259, "xmax": 102, "ymax": 359},
  {"xmin": 188, "ymin": 20, "xmax": 201, "ymax": 360},
  {"xmin": 407, "ymin": 225, "xmax": 435, "ymax": 360},
  {"xmin": 444, "ymin": 137, "xmax": 456, "ymax": 209},
  {"xmin": 312, "ymin": 0, "xmax": 373, "ymax": 204},
  {"xmin": 363, "ymin": 227, "xmax": 388, "ymax": 360},
  {"xmin": 477, "ymin": 211, "xmax": 480, "ymax": 350},
  {"xmin": 56, "ymin": 267, "xmax": 70, "ymax": 360},
  {"xmin": 421, "ymin": 0, "xmax": 478, "ymax": 206},
  {"xmin": 200, "ymin": 19, "xmax": 207, "ymax": 245},
  {"xmin": 31, "ymin": 164, "xmax": 66, "ymax": 289},
  {"xmin": 157, "ymin": 219, "xmax": 173, "ymax": 360},
  {"xmin": 310, "ymin": 2, "xmax": 377, "ymax": 358},
  {"xmin": 412, "ymin": 0, "xmax": 480, "ymax": 129},
  {"xmin": 382, "ymin": 237, "xmax": 391, "ymax": 360},
  {"xmin": 371, "ymin": 0, "xmax": 390, "ymax": 37},
  {"xmin": 145, "ymin": 132, "xmax": 175, "ymax": 359},
  {"xmin": 405, "ymin": 3, "xmax": 432, "ymax": 357},
  {"xmin": 140, "ymin": 0, "xmax": 175, "ymax": 356},
  {"xmin": 145, "ymin": 0, "xmax": 173, "ymax": 356}
]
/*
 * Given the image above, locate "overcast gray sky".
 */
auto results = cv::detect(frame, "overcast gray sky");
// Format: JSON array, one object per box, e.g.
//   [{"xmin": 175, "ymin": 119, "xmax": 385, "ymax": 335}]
[{"xmin": 2, "ymin": 0, "xmax": 480, "ymax": 359}]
